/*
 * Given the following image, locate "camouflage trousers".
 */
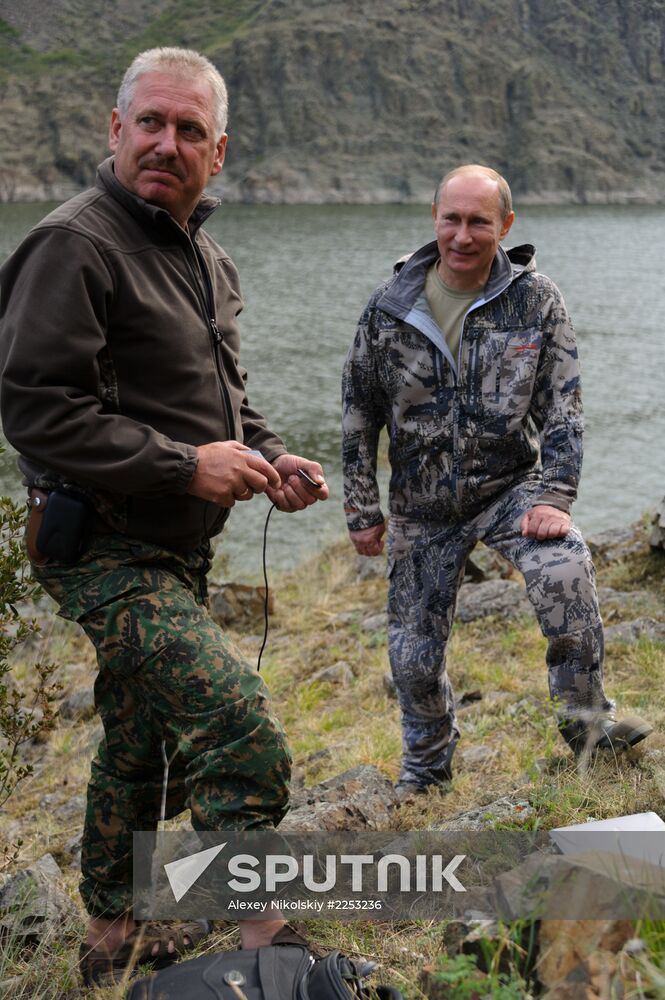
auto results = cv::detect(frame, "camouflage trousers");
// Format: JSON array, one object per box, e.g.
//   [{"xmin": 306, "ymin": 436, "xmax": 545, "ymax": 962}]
[
  {"xmin": 387, "ymin": 480, "xmax": 612, "ymax": 788},
  {"xmin": 32, "ymin": 534, "xmax": 291, "ymax": 918}
]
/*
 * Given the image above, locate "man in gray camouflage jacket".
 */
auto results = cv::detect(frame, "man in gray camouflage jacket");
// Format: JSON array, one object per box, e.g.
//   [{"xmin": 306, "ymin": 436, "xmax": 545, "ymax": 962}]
[{"xmin": 342, "ymin": 164, "xmax": 652, "ymax": 795}]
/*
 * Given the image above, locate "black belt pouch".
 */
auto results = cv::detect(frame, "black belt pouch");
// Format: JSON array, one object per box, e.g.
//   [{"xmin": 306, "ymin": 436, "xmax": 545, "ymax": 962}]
[{"xmin": 28, "ymin": 490, "xmax": 93, "ymax": 564}]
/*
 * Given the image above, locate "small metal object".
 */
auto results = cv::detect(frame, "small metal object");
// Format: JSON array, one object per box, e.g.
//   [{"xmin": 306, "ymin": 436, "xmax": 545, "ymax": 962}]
[
  {"xmin": 297, "ymin": 468, "xmax": 323, "ymax": 488},
  {"xmin": 223, "ymin": 970, "xmax": 247, "ymax": 986}
]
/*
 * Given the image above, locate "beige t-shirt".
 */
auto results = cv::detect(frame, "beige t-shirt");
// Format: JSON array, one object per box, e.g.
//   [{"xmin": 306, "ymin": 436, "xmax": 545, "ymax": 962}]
[{"xmin": 424, "ymin": 262, "xmax": 483, "ymax": 363}]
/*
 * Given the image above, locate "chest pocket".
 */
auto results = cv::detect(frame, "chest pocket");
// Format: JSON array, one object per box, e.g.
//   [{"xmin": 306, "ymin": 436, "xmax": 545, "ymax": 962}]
[{"xmin": 470, "ymin": 327, "xmax": 541, "ymax": 421}]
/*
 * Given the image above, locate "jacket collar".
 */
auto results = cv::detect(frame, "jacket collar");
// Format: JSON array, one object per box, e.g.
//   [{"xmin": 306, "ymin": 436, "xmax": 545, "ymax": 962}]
[
  {"xmin": 95, "ymin": 157, "xmax": 221, "ymax": 237},
  {"xmin": 376, "ymin": 238, "xmax": 536, "ymax": 319}
]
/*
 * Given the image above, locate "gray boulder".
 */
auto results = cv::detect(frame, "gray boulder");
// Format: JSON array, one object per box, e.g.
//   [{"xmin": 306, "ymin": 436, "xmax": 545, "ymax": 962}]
[
  {"xmin": 434, "ymin": 795, "xmax": 533, "ymax": 831},
  {"xmin": 0, "ymin": 854, "xmax": 78, "ymax": 944},
  {"xmin": 59, "ymin": 687, "xmax": 95, "ymax": 721},
  {"xmin": 604, "ymin": 617, "xmax": 665, "ymax": 644},
  {"xmin": 282, "ymin": 765, "xmax": 398, "ymax": 831},
  {"xmin": 649, "ymin": 496, "xmax": 665, "ymax": 550},
  {"xmin": 456, "ymin": 580, "xmax": 531, "ymax": 623}
]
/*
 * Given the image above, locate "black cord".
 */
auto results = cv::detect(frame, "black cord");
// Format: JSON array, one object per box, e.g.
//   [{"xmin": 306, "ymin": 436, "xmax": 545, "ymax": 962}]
[{"xmin": 257, "ymin": 502, "xmax": 277, "ymax": 672}]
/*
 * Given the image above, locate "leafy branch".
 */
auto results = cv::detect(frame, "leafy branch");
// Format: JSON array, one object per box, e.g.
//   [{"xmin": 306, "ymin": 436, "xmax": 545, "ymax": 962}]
[{"xmin": 0, "ymin": 483, "xmax": 60, "ymax": 866}]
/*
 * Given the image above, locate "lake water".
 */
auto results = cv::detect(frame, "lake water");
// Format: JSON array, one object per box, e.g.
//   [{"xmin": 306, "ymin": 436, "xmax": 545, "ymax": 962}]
[{"xmin": 1, "ymin": 201, "xmax": 663, "ymax": 580}]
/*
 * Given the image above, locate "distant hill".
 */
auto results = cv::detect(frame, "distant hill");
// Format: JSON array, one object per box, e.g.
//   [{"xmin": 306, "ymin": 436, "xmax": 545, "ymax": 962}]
[{"xmin": 0, "ymin": 0, "xmax": 664, "ymax": 203}]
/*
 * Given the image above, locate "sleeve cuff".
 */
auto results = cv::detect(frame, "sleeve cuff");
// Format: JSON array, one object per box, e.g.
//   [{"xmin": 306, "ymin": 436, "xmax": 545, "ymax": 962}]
[{"xmin": 533, "ymin": 491, "xmax": 572, "ymax": 513}]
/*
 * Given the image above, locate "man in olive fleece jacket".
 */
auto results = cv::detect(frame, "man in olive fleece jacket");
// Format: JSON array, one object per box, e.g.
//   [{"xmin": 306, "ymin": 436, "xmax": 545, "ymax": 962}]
[
  {"xmin": 342, "ymin": 164, "xmax": 651, "ymax": 796},
  {"xmin": 0, "ymin": 47, "xmax": 329, "ymax": 984}
]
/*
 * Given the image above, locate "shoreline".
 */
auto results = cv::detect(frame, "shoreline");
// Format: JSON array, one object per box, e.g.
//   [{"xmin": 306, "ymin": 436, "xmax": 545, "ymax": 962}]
[{"xmin": 2, "ymin": 186, "xmax": 665, "ymax": 207}]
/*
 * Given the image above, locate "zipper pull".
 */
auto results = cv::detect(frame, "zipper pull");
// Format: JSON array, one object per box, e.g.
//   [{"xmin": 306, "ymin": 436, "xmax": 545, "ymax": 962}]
[{"xmin": 210, "ymin": 317, "xmax": 222, "ymax": 343}]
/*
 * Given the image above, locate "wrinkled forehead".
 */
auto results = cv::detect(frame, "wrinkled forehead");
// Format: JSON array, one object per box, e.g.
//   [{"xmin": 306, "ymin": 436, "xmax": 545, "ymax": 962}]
[{"xmin": 127, "ymin": 70, "xmax": 215, "ymax": 117}]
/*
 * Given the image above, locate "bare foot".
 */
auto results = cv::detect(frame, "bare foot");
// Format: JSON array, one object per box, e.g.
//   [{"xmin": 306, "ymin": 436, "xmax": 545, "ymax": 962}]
[
  {"xmin": 85, "ymin": 916, "xmax": 195, "ymax": 956},
  {"xmin": 86, "ymin": 915, "xmax": 136, "ymax": 953},
  {"xmin": 239, "ymin": 918, "xmax": 286, "ymax": 949}
]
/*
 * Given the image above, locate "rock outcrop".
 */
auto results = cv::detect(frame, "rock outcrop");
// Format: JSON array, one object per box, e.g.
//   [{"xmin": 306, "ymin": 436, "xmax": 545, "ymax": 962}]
[{"xmin": 1, "ymin": 0, "xmax": 664, "ymax": 203}]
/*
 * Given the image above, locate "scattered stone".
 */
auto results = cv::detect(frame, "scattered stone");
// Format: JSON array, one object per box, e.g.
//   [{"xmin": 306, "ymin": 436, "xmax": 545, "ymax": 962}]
[
  {"xmin": 301, "ymin": 744, "xmax": 344, "ymax": 766},
  {"xmin": 59, "ymin": 687, "xmax": 96, "ymax": 721},
  {"xmin": 597, "ymin": 586, "xmax": 659, "ymax": 619},
  {"xmin": 496, "ymin": 851, "xmax": 665, "ymax": 923},
  {"xmin": 456, "ymin": 689, "xmax": 483, "ymax": 707},
  {"xmin": 0, "ymin": 853, "xmax": 78, "ymax": 944},
  {"xmin": 456, "ymin": 580, "xmax": 531, "ymax": 623},
  {"xmin": 282, "ymin": 765, "xmax": 398, "ymax": 831},
  {"xmin": 604, "ymin": 617, "xmax": 665, "ymax": 644},
  {"xmin": 464, "ymin": 544, "xmax": 513, "ymax": 583},
  {"xmin": 537, "ymin": 919, "xmax": 634, "ymax": 997},
  {"xmin": 587, "ymin": 523, "xmax": 648, "ymax": 563},
  {"xmin": 361, "ymin": 611, "xmax": 388, "ymax": 633},
  {"xmin": 434, "ymin": 795, "xmax": 533, "ymax": 831},
  {"xmin": 648, "ymin": 496, "xmax": 665, "ymax": 550},
  {"xmin": 505, "ymin": 694, "xmax": 547, "ymax": 718},
  {"xmin": 63, "ymin": 832, "xmax": 83, "ymax": 869},
  {"xmin": 53, "ymin": 794, "xmax": 86, "ymax": 824},
  {"xmin": 310, "ymin": 660, "xmax": 354, "ymax": 686},
  {"xmin": 355, "ymin": 555, "xmax": 386, "ymax": 580},
  {"xmin": 208, "ymin": 583, "xmax": 272, "ymax": 626},
  {"xmin": 456, "ymin": 745, "xmax": 497, "ymax": 768}
]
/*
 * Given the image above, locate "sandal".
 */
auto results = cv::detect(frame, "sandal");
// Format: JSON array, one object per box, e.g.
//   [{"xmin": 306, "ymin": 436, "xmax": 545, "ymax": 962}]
[
  {"xmin": 270, "ymin": 922, "xmax": 325, "ymax": 959},
  {"xmin": 79, "ymin": 918, "xmax": 211, "ymax": 986},
  {"xmin": 270, "ymin": 923, "xmax": 310, "ymax": 948}
]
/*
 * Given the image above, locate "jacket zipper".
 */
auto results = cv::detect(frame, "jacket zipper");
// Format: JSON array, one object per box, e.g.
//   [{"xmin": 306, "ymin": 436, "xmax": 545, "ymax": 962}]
[
  {"xmin": 180, "ymin": 235, "xmax": 238, "ymax": 534},
  {"xmin": 184, "ymin": 239, "xmax": 238, "ymax": 441},
  {"xmin": 451, "ymin": 279, "xmax": 511, "ymax": 501}
]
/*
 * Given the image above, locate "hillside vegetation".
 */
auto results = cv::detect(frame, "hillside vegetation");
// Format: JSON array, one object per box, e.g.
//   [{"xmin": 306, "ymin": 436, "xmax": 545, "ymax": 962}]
[
  {"xmin": 1, "ymin": 524, "xmax": 664, "ymax": 997},
  {"xmin": 0, "ymin": 0, "xmax": 664, "ymax": 203}
]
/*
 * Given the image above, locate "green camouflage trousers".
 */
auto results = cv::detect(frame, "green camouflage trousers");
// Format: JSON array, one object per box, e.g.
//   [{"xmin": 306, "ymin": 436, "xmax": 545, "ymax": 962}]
[{"xmin": 32, "ymin": 534, "xmax": 291, "ymax": 918}]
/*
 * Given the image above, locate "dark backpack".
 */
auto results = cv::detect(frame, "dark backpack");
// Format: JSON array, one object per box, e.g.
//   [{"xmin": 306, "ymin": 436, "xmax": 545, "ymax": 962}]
[{"xmin": 126, "ymin": 943, "xmax": 405, "ymax": 999}]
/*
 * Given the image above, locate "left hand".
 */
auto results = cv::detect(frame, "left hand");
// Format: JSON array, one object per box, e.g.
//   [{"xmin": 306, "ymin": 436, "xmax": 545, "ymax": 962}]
[
  {"xmin": 267, "ymin": 454, "xmax": 329, "ymax": 512},
  {"xmin": 520, "ymin": 504, "xmax": 571, "ymax": 540}
]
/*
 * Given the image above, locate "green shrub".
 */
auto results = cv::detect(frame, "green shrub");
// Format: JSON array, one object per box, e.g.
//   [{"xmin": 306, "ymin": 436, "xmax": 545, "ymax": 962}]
[{"xmin": 0, "ymin": 476, "xmax": 59, "ymax": 867}]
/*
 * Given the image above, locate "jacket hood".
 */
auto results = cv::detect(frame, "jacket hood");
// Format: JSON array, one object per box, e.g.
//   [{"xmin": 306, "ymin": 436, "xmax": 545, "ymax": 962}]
[{"xmin": 376, "ymin": 239, "xmax": 536, "ymax": 319}]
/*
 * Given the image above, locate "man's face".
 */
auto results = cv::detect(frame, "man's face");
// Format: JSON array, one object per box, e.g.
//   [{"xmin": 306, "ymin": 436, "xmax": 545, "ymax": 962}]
[
  {"xmin": 109, "ymin": 71, "xmax": 227, "ymax": 227},
  {"xmin": 432, "ymin": 173, "xmax": 515, "ymax": 290}
]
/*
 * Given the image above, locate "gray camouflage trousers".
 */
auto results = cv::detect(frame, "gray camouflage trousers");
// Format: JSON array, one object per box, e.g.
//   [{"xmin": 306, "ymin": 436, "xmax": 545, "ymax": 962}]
[{"xmin": 387, "ymin": 481, "xmax": 612, "ymax": 788}]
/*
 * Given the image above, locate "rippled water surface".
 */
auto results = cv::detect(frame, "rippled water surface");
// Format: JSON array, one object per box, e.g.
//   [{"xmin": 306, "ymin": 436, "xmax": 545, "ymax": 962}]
[{"xmin": 1, "ymin": 201, "xmax": 663, "ymax": 577}]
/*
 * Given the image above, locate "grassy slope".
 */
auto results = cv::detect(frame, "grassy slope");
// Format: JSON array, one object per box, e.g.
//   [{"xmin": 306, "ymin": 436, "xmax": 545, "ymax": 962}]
[{"xmin": 0, "ymin": 531, "xmax": 664, "ymax": 998}]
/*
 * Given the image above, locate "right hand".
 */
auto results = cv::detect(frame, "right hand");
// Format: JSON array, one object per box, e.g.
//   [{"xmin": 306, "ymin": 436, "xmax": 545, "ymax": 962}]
[
  {"xmin": 187, "ymin": 441, "xmax": 281, "ymax": 506},
  {"xmin": 349, "ymin": 523, "xmax": 385, "ymax": 557}
]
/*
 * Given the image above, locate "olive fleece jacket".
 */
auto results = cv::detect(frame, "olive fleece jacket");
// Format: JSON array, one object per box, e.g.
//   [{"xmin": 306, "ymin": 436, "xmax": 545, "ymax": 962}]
[{"xmin": 0, "ymin": 158, "xmax": 286, "ymax": 551}]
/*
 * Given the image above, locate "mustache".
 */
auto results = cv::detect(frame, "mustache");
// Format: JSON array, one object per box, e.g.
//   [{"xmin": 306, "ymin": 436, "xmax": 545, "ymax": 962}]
[{"xmin": 139, "ymin": 158, "xmax": 185, "ymax": 180}]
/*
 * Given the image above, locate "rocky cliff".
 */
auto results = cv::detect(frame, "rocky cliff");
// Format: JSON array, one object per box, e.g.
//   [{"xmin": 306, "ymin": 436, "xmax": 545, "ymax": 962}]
[{"xmin": 0, "ymin": 0, "xmax": 663, "ymax": 203}]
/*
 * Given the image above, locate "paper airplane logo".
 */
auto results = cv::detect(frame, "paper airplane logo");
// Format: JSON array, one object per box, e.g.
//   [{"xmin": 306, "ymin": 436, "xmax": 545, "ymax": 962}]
[{"xmin": 164, "ymin": 843, "xmax": 226, "ymax": 902}]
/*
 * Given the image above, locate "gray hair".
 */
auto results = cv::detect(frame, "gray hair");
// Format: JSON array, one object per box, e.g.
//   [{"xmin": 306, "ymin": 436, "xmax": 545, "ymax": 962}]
[
  {"xmin": 117, "ymin": 47, "xmax": 228, "ymax": 137},
  {"xmin": 433, "ymin": 164, "xmax": 513, "ymax": 220}
]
